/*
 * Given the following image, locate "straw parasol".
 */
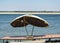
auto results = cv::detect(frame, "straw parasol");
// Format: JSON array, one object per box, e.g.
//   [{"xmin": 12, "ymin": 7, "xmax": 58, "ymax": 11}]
[{"xmin": 11, "ymin": 15, "xmax": 48, "ymax": 27}]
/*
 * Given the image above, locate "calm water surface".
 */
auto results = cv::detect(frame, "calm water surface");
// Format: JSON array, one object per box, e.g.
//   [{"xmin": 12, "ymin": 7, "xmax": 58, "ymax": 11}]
[{"xmin": 0, "ymin": 14, "xmax": 60, "ymax": 38}]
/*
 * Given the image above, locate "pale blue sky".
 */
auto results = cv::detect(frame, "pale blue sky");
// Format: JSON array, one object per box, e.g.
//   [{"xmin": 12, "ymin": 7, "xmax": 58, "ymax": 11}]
[{"xmin": 0, "ymin": 0, "xmax": 60, "ymax": 11}]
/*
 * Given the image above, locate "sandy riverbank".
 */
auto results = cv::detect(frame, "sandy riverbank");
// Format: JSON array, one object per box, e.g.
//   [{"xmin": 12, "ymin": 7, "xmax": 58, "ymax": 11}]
[{"xmin": 0, "ymin": 11, "xmax": 60, "ymax": 14}]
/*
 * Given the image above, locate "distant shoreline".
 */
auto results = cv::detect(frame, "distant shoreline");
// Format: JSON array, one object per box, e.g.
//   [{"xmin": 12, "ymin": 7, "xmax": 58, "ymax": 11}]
[{"xmin": 0, "ymin": 11, "xmax": 60, "ymax": 14}]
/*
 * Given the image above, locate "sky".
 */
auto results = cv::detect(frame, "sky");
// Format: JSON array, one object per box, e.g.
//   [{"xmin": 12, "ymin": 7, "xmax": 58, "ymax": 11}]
[{"xmin": 0, "ymin": 0, "xmax": 60, "ymax": 11}]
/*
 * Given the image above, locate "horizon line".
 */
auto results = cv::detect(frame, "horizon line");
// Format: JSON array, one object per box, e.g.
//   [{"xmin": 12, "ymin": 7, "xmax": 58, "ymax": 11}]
[{"xmin": 0, "ymin": 11, "xmax": 60, "ymax": 14}]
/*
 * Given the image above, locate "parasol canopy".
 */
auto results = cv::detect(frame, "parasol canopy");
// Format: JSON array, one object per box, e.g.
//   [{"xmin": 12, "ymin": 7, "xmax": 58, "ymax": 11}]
[{"xmin": 11, "ymin": 15, "xmax": 49, "ymax": 27}]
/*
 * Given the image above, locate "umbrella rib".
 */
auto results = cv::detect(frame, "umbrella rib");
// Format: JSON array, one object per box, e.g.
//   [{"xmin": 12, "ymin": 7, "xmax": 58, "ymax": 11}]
[
  {"xmin": 25, "ymin": 26, "xmax": 29, "ymax": 36},
  {"xmin": 31, "ymin": 25, "xmax": 34, "ymax": 36}
]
